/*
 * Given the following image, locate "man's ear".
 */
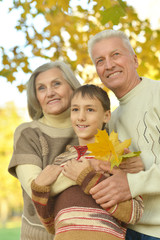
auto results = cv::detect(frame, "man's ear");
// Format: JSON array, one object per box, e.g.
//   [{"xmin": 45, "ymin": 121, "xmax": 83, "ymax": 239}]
[
  {"xmin": 103, "ymin": 110, "xmax": 111, "ymax": 123},
  {"xmin": 134, "ymin": 54, "xmax": 139, "ymax": 69}
]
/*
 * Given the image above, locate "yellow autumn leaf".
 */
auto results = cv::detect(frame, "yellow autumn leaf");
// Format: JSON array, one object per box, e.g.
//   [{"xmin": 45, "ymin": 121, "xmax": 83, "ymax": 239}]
[
  {"xmin": 109, "ymin": 131, "xmax": 131, "ymax": 156},
  {"xmin": 87, "ymin": 130, "xmax": 138, "ymax": 169},
  {"xmin": 17, "ymin": 84, "xmax": 26, "ymax": 93}
]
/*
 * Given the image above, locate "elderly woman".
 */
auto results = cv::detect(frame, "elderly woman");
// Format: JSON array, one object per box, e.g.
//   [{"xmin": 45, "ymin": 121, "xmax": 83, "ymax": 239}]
[{"xmin": 8, "ymin": 61, "xmax": 81, "ymax": 240}]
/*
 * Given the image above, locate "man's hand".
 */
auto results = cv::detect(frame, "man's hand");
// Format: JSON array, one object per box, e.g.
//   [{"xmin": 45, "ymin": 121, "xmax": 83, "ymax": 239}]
[
  {"xmin": 119, "ymin": 148, "xmax": 144, "ymax": 173},
  {"xmin": 90, "ymin": 166, "xmax": 132, "ymax": 209}
]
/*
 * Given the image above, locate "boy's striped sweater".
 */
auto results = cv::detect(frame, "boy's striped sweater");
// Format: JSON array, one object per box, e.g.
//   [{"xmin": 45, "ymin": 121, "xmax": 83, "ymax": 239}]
[{"xmin": 32, "ymin": 148, "xmax": 144, "ymax": 240}]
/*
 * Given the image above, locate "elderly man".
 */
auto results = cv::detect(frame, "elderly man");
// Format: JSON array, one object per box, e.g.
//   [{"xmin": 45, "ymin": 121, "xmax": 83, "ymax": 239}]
[{"xmin": 88, "ymin": 29, "xmax": 160, "ymax": 240}]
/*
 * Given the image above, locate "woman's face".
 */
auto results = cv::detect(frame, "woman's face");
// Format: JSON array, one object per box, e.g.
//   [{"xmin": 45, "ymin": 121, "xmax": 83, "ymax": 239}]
[{"xmin": 35, "ymin": 67, "xmax": 73, "ymax": 115}]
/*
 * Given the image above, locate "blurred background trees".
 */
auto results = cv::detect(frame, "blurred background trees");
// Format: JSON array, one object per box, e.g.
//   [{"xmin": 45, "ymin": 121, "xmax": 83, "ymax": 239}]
[
  {"xmin": 0, "ymin": 0, "xmax": 159, "ymax": 225},
  {"xmin": 1, "ymin": 0, "xmax": 160, "ymax": 91},
  {"xmin": 0, "ymin": 103, "xmax": 24, "ymax": 226}
]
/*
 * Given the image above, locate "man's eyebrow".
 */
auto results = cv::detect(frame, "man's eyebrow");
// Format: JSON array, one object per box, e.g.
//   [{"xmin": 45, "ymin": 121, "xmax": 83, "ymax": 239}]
[
  {"xmin": 112, "ymin": 49, "xmax": 119, "ymax": 53},
  {"xmin": 95, "ymin": 56, "xmax": 103, "ymax": 60},
  {"xmin": 94, "ymin": 49, "xmax": 119, "ymax": 60},
  {"xmin": 94, "ymin": 56, "xmax": 104, "ymax": 63}
]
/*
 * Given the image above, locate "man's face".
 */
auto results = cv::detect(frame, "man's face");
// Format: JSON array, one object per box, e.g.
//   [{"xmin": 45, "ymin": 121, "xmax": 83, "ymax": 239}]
[{"xmin": 91, "ymin": 37, "xmax": 139, "ymax": 98}]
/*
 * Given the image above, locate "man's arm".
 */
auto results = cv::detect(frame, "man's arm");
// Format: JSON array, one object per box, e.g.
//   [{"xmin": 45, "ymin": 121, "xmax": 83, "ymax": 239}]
[
  {"xmin": 128, "ymin": 163, "xmax": 160, "ymax": 197},
  {"xmin": 90, "ymin": 168, "xmax": 131, "ymax": 209},
  {"xmin": 90, "ymin": 163, "xmax": 160, "ymax": 209},
  {"xmin": 63, "ymin": 159, "xmax": 144, "ymax": 224},
  {"xmin": 63, "ymin": 158, "xmax": 131, "ymax": 209}
]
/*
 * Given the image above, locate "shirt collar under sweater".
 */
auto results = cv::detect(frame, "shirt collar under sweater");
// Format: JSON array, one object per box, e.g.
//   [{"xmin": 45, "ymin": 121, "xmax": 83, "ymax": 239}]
[
  {"xmin": 119, "ymin": 77, "xmax": 147, "ymax": 105},
  {"xmin": 38, "ymin": 108, "xmax": 72, "ymax": 128}
]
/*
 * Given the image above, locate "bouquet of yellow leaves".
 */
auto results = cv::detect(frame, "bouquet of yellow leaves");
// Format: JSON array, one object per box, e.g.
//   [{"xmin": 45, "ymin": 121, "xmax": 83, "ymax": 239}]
[{"xmin": 87, "ymin": 130, "xmax": 141, "ymax": 169}]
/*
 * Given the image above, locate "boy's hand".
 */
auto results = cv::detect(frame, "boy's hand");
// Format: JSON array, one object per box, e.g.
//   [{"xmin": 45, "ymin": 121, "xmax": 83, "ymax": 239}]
[
  {"xmin": 35, "ymin": 165, "xmax": 62, "ymax": 186},
  {"xmin": 62, "ymin": 158, "xmax": 90, "ymax": 181}
]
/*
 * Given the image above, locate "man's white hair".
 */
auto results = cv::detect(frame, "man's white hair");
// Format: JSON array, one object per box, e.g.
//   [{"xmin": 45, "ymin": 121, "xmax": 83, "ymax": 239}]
[{"xmin": 88, "ymin": 29, "xmax": 135, "ymax": 63}]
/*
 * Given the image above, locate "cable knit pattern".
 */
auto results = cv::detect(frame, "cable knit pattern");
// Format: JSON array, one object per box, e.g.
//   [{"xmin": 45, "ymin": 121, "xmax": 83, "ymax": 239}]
[{"xmin": 109, "ymin": 77, "xmax": 160, "ymax": 237}]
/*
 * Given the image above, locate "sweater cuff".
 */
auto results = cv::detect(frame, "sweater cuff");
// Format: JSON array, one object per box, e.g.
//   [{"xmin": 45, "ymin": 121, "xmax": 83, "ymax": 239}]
[
  {"xmin": 31, "ymin": 179, "xmax": 51, "ymax": 193},
  {"xmin": 76, "ymin": 167, "xmax": 95, "ymax": 185},
  {"xmin": 77, "ymin": 167, "xmax": 103, "ymax": 194}
]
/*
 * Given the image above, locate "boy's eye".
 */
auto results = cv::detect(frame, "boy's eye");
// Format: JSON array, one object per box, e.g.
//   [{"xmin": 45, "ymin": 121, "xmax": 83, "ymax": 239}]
[
  {"xmin": 71, "ymin": 108, "xmax": 79, "ymax": 112},
  {"xmin": 87, "ymin": 108, "xmax": 94, "ymax": 112}
]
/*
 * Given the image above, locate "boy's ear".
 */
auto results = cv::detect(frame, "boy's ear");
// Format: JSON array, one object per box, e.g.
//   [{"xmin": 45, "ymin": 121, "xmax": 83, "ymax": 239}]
[{"xmin": 103, "ymin": 110, "xmax": 111, "ymax": 123}]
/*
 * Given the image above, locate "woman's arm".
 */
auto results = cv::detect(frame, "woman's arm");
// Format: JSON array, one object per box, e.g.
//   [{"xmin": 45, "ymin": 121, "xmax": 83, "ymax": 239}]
[
  {"xmin": 16, "ymin": 164, "xmax": 63, "ymax": 198},
  {"xmin": 16, "ymin": 164, "xmax": 42, "ymax": 198},
  {"xmin": 34, "ymin": 164, "xmax": 62, "ymax": 186},
  {"xmin": 31, "ymin": 165, "xmax": 62, "ymax": 234}
]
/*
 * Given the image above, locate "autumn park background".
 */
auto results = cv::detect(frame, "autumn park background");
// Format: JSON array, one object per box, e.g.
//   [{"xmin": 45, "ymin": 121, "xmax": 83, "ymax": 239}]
[{"xmin": 0, "ymin": 0, "xmax": 160, "ymax": 238}]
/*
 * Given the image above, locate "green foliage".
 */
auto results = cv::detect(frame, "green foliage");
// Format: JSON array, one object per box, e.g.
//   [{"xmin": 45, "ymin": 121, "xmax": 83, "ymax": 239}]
[
  {"xmin": 0, "ymin": 0, "xmax": 160, "ymax": 90},
  {"xmin": 101, "ymin": 4, "xmax": 125, "ymax": 25},
  {"xmin": 0, "ymin": 227, "xmax": 20, "ymax": 240}
]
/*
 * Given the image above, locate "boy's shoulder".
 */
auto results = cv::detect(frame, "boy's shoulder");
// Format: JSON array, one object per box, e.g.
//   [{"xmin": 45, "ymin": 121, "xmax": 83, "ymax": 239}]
[{"xmin": 54, "ymin": 145, "xmax": 78, "ymax": 165}]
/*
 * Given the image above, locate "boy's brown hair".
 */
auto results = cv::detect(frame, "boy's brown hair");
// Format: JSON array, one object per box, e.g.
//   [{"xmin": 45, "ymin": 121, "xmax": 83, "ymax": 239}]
[{"xmin": 71, "ymin": 84, "xmax": 110, "ymax": 111}]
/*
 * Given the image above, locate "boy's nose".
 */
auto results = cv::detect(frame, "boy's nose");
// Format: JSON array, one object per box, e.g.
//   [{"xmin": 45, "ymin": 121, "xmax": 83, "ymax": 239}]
[{"xmin": 78, "ymin": 110, "xmax": 86, "ymax": 121}]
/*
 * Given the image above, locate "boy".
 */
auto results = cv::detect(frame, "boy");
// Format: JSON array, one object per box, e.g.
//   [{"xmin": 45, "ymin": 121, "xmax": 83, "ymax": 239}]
[{"xmin": 31, "ymin": 85, "xmax": 144, "ymax": 240}]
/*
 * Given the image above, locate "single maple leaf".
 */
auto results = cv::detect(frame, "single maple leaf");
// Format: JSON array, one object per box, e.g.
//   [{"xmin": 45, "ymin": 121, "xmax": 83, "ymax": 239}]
[{"xmin": 87, "ymin": 130, "xmax": 140, "ymax": 169}]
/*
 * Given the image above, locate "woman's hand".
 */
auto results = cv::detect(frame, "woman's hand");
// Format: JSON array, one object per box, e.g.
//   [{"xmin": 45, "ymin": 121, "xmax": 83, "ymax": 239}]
[
  {"xmin": 35, "ymin": 165, "xmax": 62, "ymax": 186},
  {"xmin": 62, "ymin": 158, "xmax": 90, "ymax": 181},
  {"xmin": 119, "ymin": 148, "xmax": 144, "ymax": 173}
]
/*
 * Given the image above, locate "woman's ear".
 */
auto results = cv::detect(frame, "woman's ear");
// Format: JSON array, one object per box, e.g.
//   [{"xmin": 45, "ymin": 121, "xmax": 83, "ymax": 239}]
[{"xmin": 103, "ymin": 110, "xmax": 111, "ymax": 123}]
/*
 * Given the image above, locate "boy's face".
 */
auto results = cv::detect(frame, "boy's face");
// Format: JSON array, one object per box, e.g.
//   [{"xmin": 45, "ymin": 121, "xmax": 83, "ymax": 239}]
[{"xmin": 71, "ymin": 93, "xmax": 111, "ymax": 145}]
